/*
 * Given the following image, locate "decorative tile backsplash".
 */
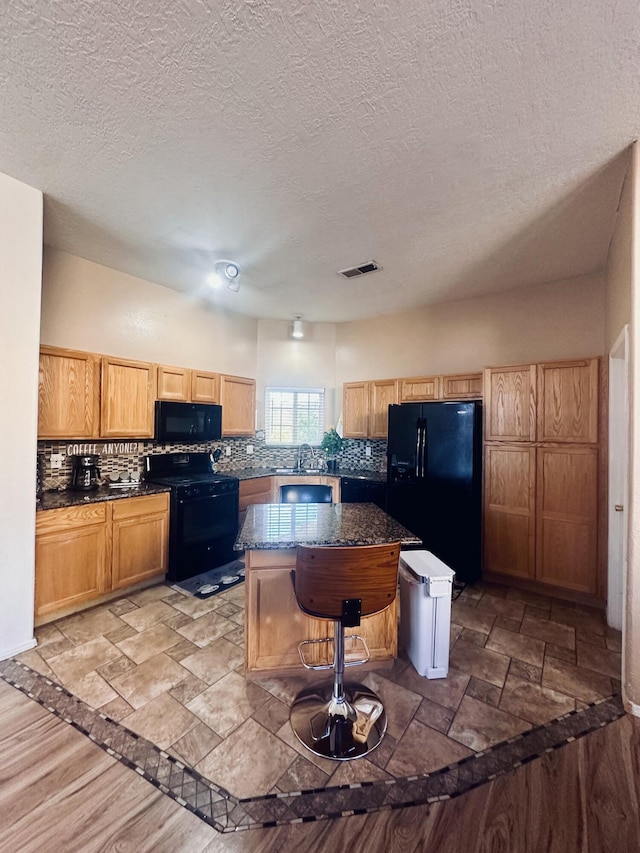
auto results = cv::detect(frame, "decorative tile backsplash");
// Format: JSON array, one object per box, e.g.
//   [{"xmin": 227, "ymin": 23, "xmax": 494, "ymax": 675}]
[{"xmin": 38, "ymin": 436, "xmax": 388, "ymax": 491}]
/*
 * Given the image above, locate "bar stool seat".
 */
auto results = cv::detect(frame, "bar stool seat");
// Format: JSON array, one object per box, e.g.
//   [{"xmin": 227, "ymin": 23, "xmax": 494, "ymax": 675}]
[{"xmin": 289, "ymin": 541, "xmax": 401, "ymax": 761}]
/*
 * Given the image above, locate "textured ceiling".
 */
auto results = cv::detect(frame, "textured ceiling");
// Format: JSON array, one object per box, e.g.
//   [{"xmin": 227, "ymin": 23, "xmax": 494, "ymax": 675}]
[{"xmin": 1, "ymin": 1, "xmax": 638, "ymax": 322}]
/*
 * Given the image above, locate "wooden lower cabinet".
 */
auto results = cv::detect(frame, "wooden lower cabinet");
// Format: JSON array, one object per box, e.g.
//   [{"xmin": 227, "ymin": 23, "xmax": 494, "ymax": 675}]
[
  {"xmin": 536, "ymin": 447, "xmax": 598, "ymax": 594},
  {"xmin": 35, "ymin": 493, "xmax": 169, "ymax": 619},
  {"xmin": 483, "ymin": 443, "xmax": 599, "ymax": 597},
  {"xmin": 239, "ymin": 478, "xmax": 274, "ymax": 527},
  {"xmin": 244, "ymin": 549, "xmax": 398, "ymax": 676},
  {"xmin": 483, "ymin": 444, "xmax": 536, "ymax": 580},
  {"xmin": 35, "ymin": 504, "xmax": 110, "ymax": 617},
  {"xmin": 111, "ymin": 494, "xmax": 169, "ymax": 589}
]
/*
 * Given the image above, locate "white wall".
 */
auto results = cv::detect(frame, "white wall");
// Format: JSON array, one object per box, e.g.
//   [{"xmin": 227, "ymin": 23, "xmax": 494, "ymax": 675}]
[
  {"xmin": 626, "ymin": 142, "xmax": 640, "ymax": 715},
  {"xmin": 41, "ymin": 248, "xmax": 258, "ymax": 377},
  {"xmin": 606, "ymin": 156, "xmax": 633, "ymax": 352},
  {"xmin": 0, "ymin": 172, "xmax": 43, "ymax": 659},
  {"xmin": 336, "ymin": 274, "xmax": 605, "ymax": 386},
  {"xmin": 256, "ymin": 319, "xmax": 338, "ymax": 429}
]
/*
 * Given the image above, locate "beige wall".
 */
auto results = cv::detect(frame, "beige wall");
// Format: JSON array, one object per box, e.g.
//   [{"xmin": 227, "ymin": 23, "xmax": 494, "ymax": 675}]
[
  {"xmin": 335, "ymin": 274, "xmax": 605, "ymax": 386},
  {"xmin": 0, "ymin": 172, "xmax": 42, "ymax": 660},
  {"xmin": 256, "ymin": 320, "xmax": 338, "ymax": 429},
  {"xmin": 41, "ymin": 248, "xmax": 258, "ymax": 377},
  {"xmin": 606, "ymin": 153, "xmax": 633, "ymax": 350}
]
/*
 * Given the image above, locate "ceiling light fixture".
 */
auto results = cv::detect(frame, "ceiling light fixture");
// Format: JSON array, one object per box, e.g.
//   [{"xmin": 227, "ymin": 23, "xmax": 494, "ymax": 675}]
[
  {"xmin": 207, "ymin": 259, "xmax": 241, "ymax": 292},
  {"xmin": 292, "ymin": 316, "xmax": 304, "ymax": 339}
]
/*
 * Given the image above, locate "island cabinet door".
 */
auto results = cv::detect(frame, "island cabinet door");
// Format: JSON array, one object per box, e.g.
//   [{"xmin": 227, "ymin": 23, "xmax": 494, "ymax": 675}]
[
  {"xmin": 245, "ymin": 559, "xmax": 333, "ymax": 673},
  {"xmin": 245, "ymin": 551, "xmax": 399, "ymax": 675}
]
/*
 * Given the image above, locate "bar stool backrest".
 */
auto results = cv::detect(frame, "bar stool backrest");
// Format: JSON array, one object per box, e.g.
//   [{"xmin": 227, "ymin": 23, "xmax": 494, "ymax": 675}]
[{"xmin": 294, "ymin": 542, "xmax": 401, "ymax": 622}]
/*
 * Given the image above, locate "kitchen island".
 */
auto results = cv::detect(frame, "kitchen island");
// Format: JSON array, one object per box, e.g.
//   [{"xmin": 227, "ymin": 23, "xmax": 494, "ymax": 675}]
[{"xmin": 235, "ymin": 502, "xmax": 421, "ymax": 677}]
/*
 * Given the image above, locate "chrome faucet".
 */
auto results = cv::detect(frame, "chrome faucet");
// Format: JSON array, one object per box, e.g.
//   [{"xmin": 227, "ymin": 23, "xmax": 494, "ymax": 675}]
[{"xmin": 296, "ymin": 443, "xmax": 315, "ymax": 471}]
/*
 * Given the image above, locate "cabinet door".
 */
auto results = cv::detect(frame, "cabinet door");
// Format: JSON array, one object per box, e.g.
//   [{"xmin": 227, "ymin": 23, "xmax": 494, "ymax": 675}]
[
  {"xmin": 537, "ymin": 359, "xmax": 599, "ymax": 444},
  {"xmin": 400, "ymin": 376, "xmax": 440, "ymax": 402},
  {"xmin": 536, "ymin": 447, "xmax": 598, "ymax": 594},
  {"xmin": 101, "ymin": 357, "xmax": 156, "ymax": 438},
  {"xmin": 441, "ymin": 373, "xmax": 483, "ymax": 400},
  {"xmin": 157, "ymin": 365, "xmax": 191, "ymax": 401},
  {"xmin": 369, "ymin": 379, "xmax": 399, "ymax": 438},
  {"xmin": 110, "ymin": 493, "xmax": 169, "ymax": 590},
  {"xmin": 484, "ymin": 365, "xmax": 536, "ymax": 441},
  {"xmin": 35, "ymin": 504, "xmax": 109, "ymax": 617},
  {"xmin": 483, "ymin": 444, "xmax": 536, "ymax": 580},
  {"xmin": 38, "ymin": 346, "xmax": 100, "ymax": 439},
  {"xmin": 343, "ymin": 381, "xmax": 369, "ymax": 438},
  {"xmin": 191, "ymin": 370, "xmax": 220, "ymax": 403},
  {"xmin": 220, "ymin": 375, "xmax": 256, "ymax": 436}
]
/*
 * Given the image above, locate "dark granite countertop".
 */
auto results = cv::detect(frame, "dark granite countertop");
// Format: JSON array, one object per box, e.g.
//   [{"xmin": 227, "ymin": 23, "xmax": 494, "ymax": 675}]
[
  {"xmin": 226, "ymin": 468, "xmax": 386, "ymax": 483},
  {"xmin": 235, "ymin": 502, "xmax": 420, "ymax": 550},
  {"xmin": 37, "ymin": 482, "xmax": 171, "ymax": 512}
]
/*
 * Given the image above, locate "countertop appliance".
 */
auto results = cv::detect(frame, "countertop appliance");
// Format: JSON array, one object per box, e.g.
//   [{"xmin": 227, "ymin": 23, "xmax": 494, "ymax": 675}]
[
  {"xmin": 154, "ymin": 401, "xmax": 222, "ymax": 443},
  {"xmin": 144, "ymin": 452, "xmax": 239, "ymax": 582},
  {"xmin": 386, "ymin": 401, "xmax": 482, "ymax": 584},
  {"xmin": 69, "ymin": 454, "xmax": 101, "ymax": 491},
  {"xmin": 340, "ymin": 477, "xmax": 387, "ymax": 510}
]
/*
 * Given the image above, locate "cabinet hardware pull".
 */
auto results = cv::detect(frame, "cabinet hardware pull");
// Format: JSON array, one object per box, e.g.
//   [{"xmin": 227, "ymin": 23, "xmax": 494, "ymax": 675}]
[{"xmin": 615, "ymin": 504, "xmax": 624, "ymax": 512}]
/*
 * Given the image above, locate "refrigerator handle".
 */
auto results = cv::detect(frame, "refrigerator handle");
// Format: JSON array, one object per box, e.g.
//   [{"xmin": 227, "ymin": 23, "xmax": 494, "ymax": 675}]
[
  {"xmin": 422, "ymin": 420, "xmax": 428, "ymax": 478},
  {"xmin": 415, "ymin": 424, "xmax": 422, "ymax": 478}
]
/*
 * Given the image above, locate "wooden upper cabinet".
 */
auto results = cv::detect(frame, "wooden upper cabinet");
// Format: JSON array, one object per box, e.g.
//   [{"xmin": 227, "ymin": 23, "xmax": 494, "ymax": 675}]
[
  {"xmin": 38, "ymin": 346, "xmax": 100, "ymax": 439},
  {"xmin": 369, "ymin": 379, "xmax": 399, "ymax": 438},
  {"xmin": 156, "ymin": 365, "xmax": 191, "ymax": 401},
  {"xmin": 220, "ymin": 374, "xmax": 255, "ymax": 436},
  {"xmin": 343, "ymin": 381, "xmax": 369, "ymax": 439},
  {"xmin": 441, "ymin": 373, "xmax": 483, "ymax": 400},
  {"xmin": 101, "ymin": 357, "xmax": 156, "ymax": 438},
  {"xmin": 537, "ymin": 359, "xmax": 599, "ymax": 444},
  {"xmin": 484, "ymin": 365, "xmax": 537, "ymax": 442},
  {"xmin": 191, "ymin": 370, "xmax": 220, "ymax": 403},
  {"xmin": 400, "ymin": 376, "xmax": 439, "ymax": 402}
]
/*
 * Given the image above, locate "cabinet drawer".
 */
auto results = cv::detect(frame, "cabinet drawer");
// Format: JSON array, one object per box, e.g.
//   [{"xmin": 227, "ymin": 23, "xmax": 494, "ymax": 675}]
[
  {"xmin": 36, "ymin": 502, "xmax": 107, "ymax": 535},
  {"xmin": 111, "ymin": 492, "xmax": 169, "ymax": 519}
]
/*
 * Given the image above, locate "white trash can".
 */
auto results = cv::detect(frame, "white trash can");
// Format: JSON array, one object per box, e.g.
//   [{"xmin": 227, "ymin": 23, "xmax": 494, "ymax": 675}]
[{"xmin": 398, "ymin": 550, "xmax": 455, "ymax": 679}]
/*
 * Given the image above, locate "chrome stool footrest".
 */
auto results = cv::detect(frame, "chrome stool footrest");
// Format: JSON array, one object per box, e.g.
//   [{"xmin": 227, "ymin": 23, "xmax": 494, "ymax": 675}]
[
  {"xmin": 290, "ymin": 680, "xmax": 387, "ymax": 760},
  {"xmin": 298, "ymin": 635, "xmax": 370, "ymax": 670}
]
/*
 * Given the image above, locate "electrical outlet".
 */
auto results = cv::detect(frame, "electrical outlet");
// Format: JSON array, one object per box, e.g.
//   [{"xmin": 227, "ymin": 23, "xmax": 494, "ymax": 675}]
[
  {"xmin": 225, "ymin": 446, "xmax": 231, "ymax": 456},
  {"xmin": 50, "ymin": 453, "xmax": 64, "ymax": 469},
  {"xmin": 365, "ymin": 445, "xmax": 372, "ymax": 458},
  {"xmin": 246, "ymin": 445, "xmax": 254, "ymax": 454}
]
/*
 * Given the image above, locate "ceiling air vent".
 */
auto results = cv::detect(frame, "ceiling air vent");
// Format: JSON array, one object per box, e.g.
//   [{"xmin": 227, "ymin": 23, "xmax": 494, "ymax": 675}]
[{"xmin": 338, "ymin": 260, "xmax": 382, "ymax": 278}]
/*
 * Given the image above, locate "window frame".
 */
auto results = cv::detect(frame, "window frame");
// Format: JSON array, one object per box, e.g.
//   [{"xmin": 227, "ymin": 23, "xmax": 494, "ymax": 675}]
[{"xmin": 264, "ymin": 386, "xmax": 326, "ymax": 447}]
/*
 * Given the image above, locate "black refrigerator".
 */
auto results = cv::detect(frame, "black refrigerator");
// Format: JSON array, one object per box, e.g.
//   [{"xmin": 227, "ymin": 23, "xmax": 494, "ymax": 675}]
[{"xmin": 386, "ymin": 401, "xmax": 483, "ymax": 584}]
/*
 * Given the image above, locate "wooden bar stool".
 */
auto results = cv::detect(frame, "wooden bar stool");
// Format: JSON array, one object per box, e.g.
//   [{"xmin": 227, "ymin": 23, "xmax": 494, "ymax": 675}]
[{"xmin": 289, "ymin": 541, "xmax": 401, "ymax": 761}]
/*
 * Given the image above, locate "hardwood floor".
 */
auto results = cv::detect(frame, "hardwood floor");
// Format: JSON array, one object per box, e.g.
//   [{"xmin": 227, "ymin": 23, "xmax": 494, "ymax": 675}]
[{"xmin": 1, "ymin": 679, "xmax": 638, "ymax": 852}]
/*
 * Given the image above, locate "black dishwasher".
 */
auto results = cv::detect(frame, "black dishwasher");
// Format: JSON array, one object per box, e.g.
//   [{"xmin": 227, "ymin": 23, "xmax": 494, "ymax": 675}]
[{"xmin": 340, "ymin": 477, "xmax": 387, "ymax": 510}]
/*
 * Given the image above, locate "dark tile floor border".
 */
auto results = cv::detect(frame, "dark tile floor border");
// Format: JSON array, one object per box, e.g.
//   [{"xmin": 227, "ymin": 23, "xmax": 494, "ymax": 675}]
[{"xmin": 0, "ymin": 658, "xmax": 625, "ymax": 834}]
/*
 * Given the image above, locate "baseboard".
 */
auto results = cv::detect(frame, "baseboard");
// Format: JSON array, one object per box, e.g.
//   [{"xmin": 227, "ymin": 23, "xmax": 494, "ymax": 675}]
[
  {"xmin": 623, "ymin": 695, "xmax": 640, "ymax": 717},
  {"xmin": 0, "ymin": 637, "xmax": 36, "ymax": 661}
]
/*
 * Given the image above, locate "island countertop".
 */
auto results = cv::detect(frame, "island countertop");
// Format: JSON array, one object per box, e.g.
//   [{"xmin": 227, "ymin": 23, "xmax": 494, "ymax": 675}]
[{"xmin": 235, "ymin": 502, "xmax": 421, "ymax": 551}]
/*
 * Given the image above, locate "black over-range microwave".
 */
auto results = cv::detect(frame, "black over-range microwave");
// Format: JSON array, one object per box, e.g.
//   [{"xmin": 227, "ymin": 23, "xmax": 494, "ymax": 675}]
[{"xmin": 154, "ymin": 401, "xmax": 222, "ymax": 443}]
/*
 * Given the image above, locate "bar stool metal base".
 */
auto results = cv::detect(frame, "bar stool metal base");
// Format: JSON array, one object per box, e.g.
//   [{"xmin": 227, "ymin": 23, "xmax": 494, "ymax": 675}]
[{"xmin": 290, "ymin": 681, "xmax": 387, "ymax": 760}]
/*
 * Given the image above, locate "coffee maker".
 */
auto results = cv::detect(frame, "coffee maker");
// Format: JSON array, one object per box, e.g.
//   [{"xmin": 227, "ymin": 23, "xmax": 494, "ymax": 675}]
[{"xmin": 69, "ymin": 454, "xmax": 101, "ymax": 491}]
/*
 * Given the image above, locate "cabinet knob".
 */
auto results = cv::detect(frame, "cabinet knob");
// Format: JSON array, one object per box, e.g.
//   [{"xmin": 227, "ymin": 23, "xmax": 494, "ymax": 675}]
[{"xmin": 615, "ymin": 504, "xmax": 624, "ymax": 512}]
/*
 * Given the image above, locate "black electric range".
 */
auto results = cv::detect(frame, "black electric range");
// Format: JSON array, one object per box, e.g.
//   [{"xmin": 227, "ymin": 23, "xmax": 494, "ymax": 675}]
[{"xmin": 144, "ymin": 452, "xmax": 239, "ymax": 582}]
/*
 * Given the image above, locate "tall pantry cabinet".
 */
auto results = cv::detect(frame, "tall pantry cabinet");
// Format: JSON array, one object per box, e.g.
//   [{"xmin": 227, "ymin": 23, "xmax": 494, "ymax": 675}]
[{"xmin": 483, "ymin": 358, "xmax": 603, "ymax": 599}]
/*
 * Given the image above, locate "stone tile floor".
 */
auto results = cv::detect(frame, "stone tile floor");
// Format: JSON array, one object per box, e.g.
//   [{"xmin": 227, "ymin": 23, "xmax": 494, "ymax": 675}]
[{"xmin": 16, "ymin": 580, "xmax": 621, "ymax": 801}]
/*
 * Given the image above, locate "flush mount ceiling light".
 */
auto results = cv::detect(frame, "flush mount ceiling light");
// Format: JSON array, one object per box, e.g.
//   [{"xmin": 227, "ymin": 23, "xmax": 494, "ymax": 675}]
[
  {"xmin": 291, "ymin": 315, "xmax": 304, "ymax": 339},
  {"xmin": 206, "ymin": 260, "xmax": 241, "ymax": 292}
]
